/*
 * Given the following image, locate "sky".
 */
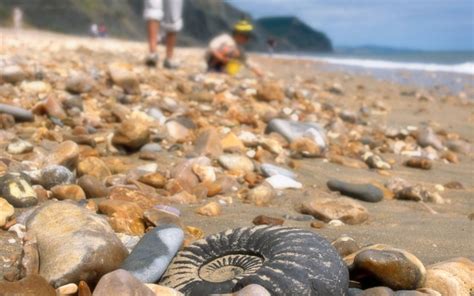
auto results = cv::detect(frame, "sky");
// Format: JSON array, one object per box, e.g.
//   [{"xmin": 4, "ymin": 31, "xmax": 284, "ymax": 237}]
[{"xmin": 227, "ymin": 0, "xmax": 474, "ymax": 51}]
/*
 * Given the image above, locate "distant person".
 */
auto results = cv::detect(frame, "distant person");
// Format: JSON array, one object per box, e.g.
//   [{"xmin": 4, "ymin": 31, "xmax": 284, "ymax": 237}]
[
  {"xmin": 90, "ymin": 23, "xmax": 99, "ymax": 38},
  {"xmin": 267, "ymin": 38, "xmax": 277, "ymax": 57},
  {"xmin": 144, "ymin": 0, "xmax": 183, "ymax": 69},
  {"xmin": 98, "ymin": 23, "xmax": 108, "ymax": 38},
  {"xmin": 206, "ymin": 20, "xmax": 262, "ymax": 77},
  {"xmin": 13, "ymin": 7, "xmax": 23, "ymax": 30}
]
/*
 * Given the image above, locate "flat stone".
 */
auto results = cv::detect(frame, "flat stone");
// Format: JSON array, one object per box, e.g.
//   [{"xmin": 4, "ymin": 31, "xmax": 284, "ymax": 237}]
[
  {"xmin": 423, "ymin": 257, "xmax": 474, "ymax": 296},
  {"xmin": 218, "ymin": 154, "xmax": 255, "ymax": 173},
  {"xmin": 140, "ymin": 143, "xmax": 162, "ymax": 153},
  {"xmin": 300, "ymin": 197, "xmax": 369, "ymax": 225},
  {"xmin": 252, "ymin": 215, "xmax": 284, "ymax": 226},
  {"xmin": 0, "ymin": 197, "xmax": 15, "ymax": 227},
  {"xmin": 26, "ymin": 201, "xmax": 128, "ymax": 287},
  {"xmin": 194, "ymin": 128, "xmax": 223, "ymax": 157},
  {"xmin": 265, "ymin": 174, "xmax": 302, "ymax": 189},
  {"xmin": 348, "ymin": 246, "xmax": 426, "ymax": 290},
  {"xmin": 77, "ymin": 175, "xmax": 109, "ymax": 198},
  {"xmin": 40, "ymin": 165, "xmax": 75, "ymax": 190},
  {"xmin": 51, "ymin": 184, "xmax": 86, "ymax": 201},
  {"xmin": 112, "ymin": 117, "xmax": 150, "ymax": 151},
  {"xmin": 327, "ymin": 179, "xmax": 383, "ymax": 203},
  {"xmin": 144, "ymin": 208, "xmax": 182, "ymax": 228},
  {"xmin": 260, "ymin": 163, "xmax": 297, "ymax": 178},
  {"xmin": 92, "ymin": 269, "xmax": 155, "ymax": 296},
  {"xmin": 266, "ymin": 118, "xmax": 327, "ymax": 150},
  {"xmin": 0, "ymin": 173, "xmax": 38, "ymax": 207},
  {"xmin": 121, "ymin": 224, "xmax": 184, "ymax": 283},
  {"xmin": 98, "ymin": 199, "xmax": 145, "ymax": 235},
  {"xmin": 0, "ymin": 275, "xmax": 56, "ymax": 296},
  {"xmin": 77, "ymin": 157, "xmax": 111, "ymax": 180}
]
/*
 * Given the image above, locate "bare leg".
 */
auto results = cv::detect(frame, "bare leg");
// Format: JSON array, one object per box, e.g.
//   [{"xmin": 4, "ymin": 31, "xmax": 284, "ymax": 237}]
[
  {"xmin": 165, "ymin": 32, "xmax": 177, "ymax": 60},
  {"xmin": 147, "ymin": 20, "xmax": 160, "ymax": 54}
]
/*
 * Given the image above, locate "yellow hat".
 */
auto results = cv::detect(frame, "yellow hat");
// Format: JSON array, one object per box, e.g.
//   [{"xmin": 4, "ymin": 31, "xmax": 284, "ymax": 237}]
[{"xmin": 234, "ymin": 20, "xmax": 254, "ymax": 33}]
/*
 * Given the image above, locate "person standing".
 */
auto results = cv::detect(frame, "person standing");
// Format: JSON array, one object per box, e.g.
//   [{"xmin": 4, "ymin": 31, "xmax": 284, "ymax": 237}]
[
  {"xmin": 13, "ymin": 7, "xmax": 23, "ymax": 30},
  {"xmin": 144, "ymin": 0, "xmax": 183, "ymax": 69}
]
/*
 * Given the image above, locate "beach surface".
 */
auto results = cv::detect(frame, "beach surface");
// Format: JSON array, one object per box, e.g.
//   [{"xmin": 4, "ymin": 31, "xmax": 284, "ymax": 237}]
[{"xmin": 0, "ymin": 29, "xmax": 473, "ymax": 286}]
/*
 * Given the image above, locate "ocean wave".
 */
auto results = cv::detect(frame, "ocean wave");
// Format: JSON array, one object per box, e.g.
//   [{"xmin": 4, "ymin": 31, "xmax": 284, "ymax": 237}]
[{"xmin": 273, "ymin": 54, "xmax": 474, "ymax": 75}]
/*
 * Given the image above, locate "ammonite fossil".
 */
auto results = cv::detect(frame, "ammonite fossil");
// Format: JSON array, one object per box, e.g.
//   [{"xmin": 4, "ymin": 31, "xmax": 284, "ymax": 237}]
[{"xmin": 160, "ymin": 225, "xmax": 349, "ymax": 295}]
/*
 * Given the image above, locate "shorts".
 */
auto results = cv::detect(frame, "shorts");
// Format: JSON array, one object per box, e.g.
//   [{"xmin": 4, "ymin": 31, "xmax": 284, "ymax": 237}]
[{"xmin": 144, "ymin": 0, "xmax": 183, "ymax": 32}]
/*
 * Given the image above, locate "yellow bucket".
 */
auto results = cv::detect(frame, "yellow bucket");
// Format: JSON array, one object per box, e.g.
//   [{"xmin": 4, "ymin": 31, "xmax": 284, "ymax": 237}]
[{"xmin": 225, "ymin": 59, "xmax": 241, "ymax": 76}]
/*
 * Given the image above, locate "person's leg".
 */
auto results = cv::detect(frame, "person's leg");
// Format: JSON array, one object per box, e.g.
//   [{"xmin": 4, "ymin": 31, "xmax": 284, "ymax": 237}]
[
  {"xmin": 162, "ymin": 0, "xmax": 183, "ymax": 68},
  {"xmin": 165, "ymin": 32, "xmax": 176, "ymax": 59},
  {"xmin": 147, "ymin": 20, "xmax": 160, "ymax": 54},
  {"xmin": 143, "ymin": 0, "xmax": 164, "ymax": 66}
]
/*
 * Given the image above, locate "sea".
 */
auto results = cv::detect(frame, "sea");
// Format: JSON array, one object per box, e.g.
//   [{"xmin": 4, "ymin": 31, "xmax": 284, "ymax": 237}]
[{"xmin": 277, "ymin": 50, "xmax": 474, "ymax": 95}]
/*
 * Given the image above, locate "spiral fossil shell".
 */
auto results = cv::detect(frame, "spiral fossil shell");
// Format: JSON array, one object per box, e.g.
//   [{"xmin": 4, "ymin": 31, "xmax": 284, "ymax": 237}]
[{"xmin": 160, "ymin": 225, "xmax": 349, "ymax": 296}]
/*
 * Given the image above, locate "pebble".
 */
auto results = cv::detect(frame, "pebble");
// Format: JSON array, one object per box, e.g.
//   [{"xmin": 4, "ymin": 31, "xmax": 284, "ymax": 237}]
[
  {"xmin": 26, "ymin": 201, "xmax": 128, "ymax": 287},
  {"xmin": 0, "ymin": 173, "xmax": 38, "ymax": 207},
  {"xmin": 265, "ymin": 174, "xmax": 302, "ymax": 189},
  {"xmin": 443, "ymin": 181, "xmax": 464, "ymax": 190},
  {"xmin": 266, "ymin": 118, "xmax": 327, "ymax": 150},
  {"xmin": 0, "ymin": 64, "xmax": 26, "ymax": 84},
  {"xmin": 310, "ymin": 220, "xmax": 326, "ymax": 229},
  {"xmin": 45, "ymin": 140, "xmax": 80, "ymax": 169},
  {"xmin": 196, "ymin": 201, "xmax": 221, "ymax": 217},
  {"xmin": 218, "ymin": 154, "xmax": 255, "ymax": 173},
  {"xmin": 51, "ymin": 184, "xmax": 86, "ymax": 201},
  {"xmin": 327, "ymin": 179, "xmax": 383, "ymax": 203},
  {"xmin": 244, "ymin": 183, "xmax": 275, "ymax": 206},
  {"xmin": 417, "ymin": 127, "xmax": 443, "ymax": 150},
  {"xmin": 166, "ymin": 117, "xmax": 195, "ymax": 142},
  {"xmin": 194, "ymin": 128, "xmax": 223, "ymax": 157},
  {"xmin": 332, "ymin": 235, "xmax": 360, "ymax": 257},
  {"xmin": 138, "ymin": 172, "xmax": 167, "ymax": 188},
  {"xmin": 56, "ymin": 283, "xmax": 78, "ymax": 295},
  {"xmin": 260, "ymin": 163, "xmax": 297, "ymax": 178},
  {"xmin": 121, "ymin": 224, "xmax": 184, "ymax": 283},
  {"xmin": 140, "ymin": 142, "xmax": 162, "ymax": 153},
  {"xmin": 77, "ymin": 175, "xmax": 109, "ymax": 198},
  {"xmin": 290, "ymin": 136, "xmax": 323, "ymax": 157},
  {"xmin": 40, "ymin": 165, "xmax": 75, "ymax": 189},
  {"xmin": 253, "ymin": 215, "xmax": 284, "ymax": 226},
  {"xmin": 0, "ymin": 275, "xmax": 56, "ymax": 296},
  {"xmin": 192, "ymin": 164, "xmax": 216, "ymax": 183},
  {"xmin": 171, "ymin": 156, "xmax": 211, "ymax": 192},
  {"xmin": 112, "ymin": 117, "xmax": 150, "ymax": 151},
  {"xmin": 364, "ymin": 153, "xmax": 391, "ymax": 170},
  {"xmin": 7, "ymin": 139, "xmax": 34, "ymax": 154},
  {"xmin": 77, "ymin": 157, "xmax": 111, "ymax": 180},
  {"xmin": 145, "ymin": 284, "xmax": 184, "ymax": 296},
  {"xmin": 93, "ymin": 269, "xmax": 155, "ymax": 296},
  {"xmin": 98, "ymin": 199, "xmax": 145, "ymax": 235},
  {"xmin": 350, "ymin": 248, "xmax": 426, "ymax": 290},
  {"xmin": 445, "ymin": 139, "xmax": 471, "ymax": 154},
  {"xmin": 423, "ymin": 257, "xmax": 474, "ymax": 296},
  {"xmin": 221, "ymin": 132, "xmax": 246, "ymax": 152},
  {"xmin": 144, "ymin": 208, "xmax": 182, "ymax": 228},
  {"xmin": 300, "ymin": 197, "xmax": 369, "ymax": 225},
  {"xmin": 257, "ymin": 81, "xmax": 285, "ymax": 102},
  {"xmin": 404, "ymin": 158, "xmax": 433, "ymax": 170},
  {"xmin": 65, "ymin": 73, "xmax": 94, "ymax": 94},
  {"xmin": 0, "ymin": 102, "xmax": 34, "ymax": 122},
  {"xmin": 108, "ymin": 63, "xmax": 140, "ymax": 94},
  {"xmin": 0, "ymin": 197, "xmax": 15, "ymax": 227}
]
